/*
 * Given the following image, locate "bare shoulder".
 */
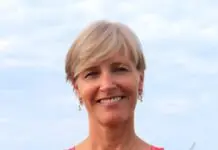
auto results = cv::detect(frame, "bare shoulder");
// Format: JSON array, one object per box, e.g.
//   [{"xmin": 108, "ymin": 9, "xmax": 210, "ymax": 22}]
[
  {"xmin": 137, "ymin": 137, "xmax": 164, "ymax": 150},
  {"xmin": 73, "ymin": 139, "xmax": 88, "ymax": 150},
  {"xmin": 151, "ymin": 146, "xmax": 164, "ymax": 150},
  {"xmin": 137, "ymin": 137, "xmax": 151, "ymax": 150}
]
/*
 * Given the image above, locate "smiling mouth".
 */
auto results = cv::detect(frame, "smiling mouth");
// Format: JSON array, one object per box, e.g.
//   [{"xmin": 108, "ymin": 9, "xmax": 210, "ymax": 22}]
[{"xmin": 96, "ymin": 96, "xmax": 126, "ymax": 104}]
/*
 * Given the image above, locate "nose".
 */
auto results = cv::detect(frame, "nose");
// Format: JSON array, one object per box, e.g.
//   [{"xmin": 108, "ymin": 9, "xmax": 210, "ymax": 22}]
[{"xmin": 99, "ymin": 71, "xmax": 117, "ymax": 92}]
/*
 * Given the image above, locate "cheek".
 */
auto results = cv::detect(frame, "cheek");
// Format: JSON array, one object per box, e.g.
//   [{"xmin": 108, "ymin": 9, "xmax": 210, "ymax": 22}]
[
  {"xmin": 78, "ymin": 83, "xmax": 97, "ymax": 104},
  {"xmin": 119, "ymin": 78, "xmax": 138, "ymax": 97}
]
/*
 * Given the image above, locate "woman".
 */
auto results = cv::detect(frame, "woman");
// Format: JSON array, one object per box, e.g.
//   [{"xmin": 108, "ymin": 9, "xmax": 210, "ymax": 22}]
[{"xmin": 65, "ymin": 20, "xmax": 164, "ymax": 150}]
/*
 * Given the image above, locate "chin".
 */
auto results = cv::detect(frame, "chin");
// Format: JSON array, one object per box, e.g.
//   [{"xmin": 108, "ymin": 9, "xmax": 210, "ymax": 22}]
[{"xmin": 98, "ymin": 112, "xmax": 130, "ymax": 127}]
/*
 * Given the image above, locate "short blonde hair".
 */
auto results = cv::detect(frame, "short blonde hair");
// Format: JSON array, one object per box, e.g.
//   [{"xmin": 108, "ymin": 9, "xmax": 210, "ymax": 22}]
[{"xmin": 65, "ymin": 20, "xmax": 146, "ymax": 83}]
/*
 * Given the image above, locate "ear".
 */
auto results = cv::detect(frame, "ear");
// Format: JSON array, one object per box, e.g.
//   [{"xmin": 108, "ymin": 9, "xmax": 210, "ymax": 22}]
[
  {"xmin": 72, "ymin": 79, "xmax": 80, "ymax": 97},
  {"xmin": 72, "ymin": 81, "xmax": 84, "ymax": 106},
  {"xmin": 138, "ymin": 71, "xmax": 144, "ymax": 94}
]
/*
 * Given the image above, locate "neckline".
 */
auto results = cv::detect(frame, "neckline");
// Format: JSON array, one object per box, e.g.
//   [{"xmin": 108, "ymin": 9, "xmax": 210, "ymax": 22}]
[{"xmin": 71, "ymin": 145, "xmax": 163, "ymax": 150}]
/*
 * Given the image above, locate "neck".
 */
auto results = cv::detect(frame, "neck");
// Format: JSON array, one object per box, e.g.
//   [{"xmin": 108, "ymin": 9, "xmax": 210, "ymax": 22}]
[{"xmin": 87, "ymin": 117, "xmax": 138, "ymax": 150}]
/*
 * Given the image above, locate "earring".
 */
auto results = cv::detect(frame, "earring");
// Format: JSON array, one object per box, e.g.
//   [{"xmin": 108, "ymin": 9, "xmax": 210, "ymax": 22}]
[
  {"xmin": 78, "ymin": 99, "xmax": 82, "ymax": 111},
  {"xmin": 138, "ymin": 89, "xmax": 143, "ymax": 102},
  {"xmin": 138, "ymin": 94, "xmax": 143, "ymax": 102},
  {"xmin": 78, "ymin": 103, "xmax": 82, "ymax": 111}
]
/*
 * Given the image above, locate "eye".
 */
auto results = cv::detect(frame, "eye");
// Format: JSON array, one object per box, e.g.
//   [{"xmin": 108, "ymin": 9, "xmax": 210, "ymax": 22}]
[
  {"xmin": 84, "ymin": 71, "xmax": 99, "ymax": 78},
  {"xmin": 114, "ymin": 66, "xmax": 129, "ymax": 72}
]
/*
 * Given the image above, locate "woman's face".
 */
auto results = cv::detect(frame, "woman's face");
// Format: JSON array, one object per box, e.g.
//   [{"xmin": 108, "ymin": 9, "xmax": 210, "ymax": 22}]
[{"xmin": 74, "ymin": 51, "xmax": 144, "ymax": 126}]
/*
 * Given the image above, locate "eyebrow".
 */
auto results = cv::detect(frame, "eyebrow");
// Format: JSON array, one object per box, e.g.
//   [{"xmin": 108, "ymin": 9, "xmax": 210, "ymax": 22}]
[
  {"xmin": 111, "ymin": 62, "xmax": 130, "ymax": 67},
  {"xmin": 82, "ymin": 61, "xmax": 130, "ymax": 72},
  {"xmin": 83, "ymin": 66, "xmax": 99, "ymax": 72}
]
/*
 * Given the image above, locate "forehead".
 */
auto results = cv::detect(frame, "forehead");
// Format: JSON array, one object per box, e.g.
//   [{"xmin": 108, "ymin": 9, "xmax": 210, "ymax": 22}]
[
  {"xmin": 73, "ymin": 44, "xmax": 138, "ymax": 78},
  {"xmin": 82, "ymin": 50, "xmax": 131, "ymax": 69}
]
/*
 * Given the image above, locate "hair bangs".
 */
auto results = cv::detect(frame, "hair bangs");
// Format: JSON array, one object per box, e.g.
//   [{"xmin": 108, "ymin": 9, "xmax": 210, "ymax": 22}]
[
  {"xmin": 65, "ymin": 20, "xmax": 146, "ymax": 84},
  {"xmin": 74, "ymin": 25, "xmax": 130, "ymax": 77}
]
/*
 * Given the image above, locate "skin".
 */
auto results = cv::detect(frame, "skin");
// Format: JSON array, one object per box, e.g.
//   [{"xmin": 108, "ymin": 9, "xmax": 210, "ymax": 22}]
[{"xmin": 73, "ymin": 50, "xmax": 151, "ymax": 150}]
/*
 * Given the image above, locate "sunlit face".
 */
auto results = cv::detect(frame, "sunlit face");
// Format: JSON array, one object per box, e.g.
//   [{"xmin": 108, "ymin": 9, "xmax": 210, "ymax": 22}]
[{"xmin": 74, "ymin": 51, "xmax": 144, "ymax": 126}]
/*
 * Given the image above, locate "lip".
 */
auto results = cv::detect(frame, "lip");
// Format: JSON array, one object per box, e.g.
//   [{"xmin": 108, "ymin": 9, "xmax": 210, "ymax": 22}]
[{"xmin": 96, "ymin": 96, "xmax": 126, "ymax": 103}]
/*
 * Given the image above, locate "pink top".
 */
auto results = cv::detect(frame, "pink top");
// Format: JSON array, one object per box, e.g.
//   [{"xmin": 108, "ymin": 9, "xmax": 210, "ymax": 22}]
[{"xmin": 69, "ymin": 145, "xmax": 164, "ymax": 150}]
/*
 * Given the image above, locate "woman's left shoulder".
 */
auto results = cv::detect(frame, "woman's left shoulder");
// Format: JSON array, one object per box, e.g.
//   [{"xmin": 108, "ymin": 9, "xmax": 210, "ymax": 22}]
[
  {"xmin": 67, "ymin": 147, "xmax": 75, "ymax": 150},
  {"xmin": 151, "ymin": 145, "xmax": 164, "ymax": 150}
]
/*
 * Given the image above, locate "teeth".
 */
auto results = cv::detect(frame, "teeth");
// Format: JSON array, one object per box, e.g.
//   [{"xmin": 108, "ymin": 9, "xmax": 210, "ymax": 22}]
[
  {"xmin": 111, "ymin": 97, "xmax": 121, "ymax": 102},
  {"xmin": 99, "ymin": 96, "xmax": 122, "ymax": 104}
]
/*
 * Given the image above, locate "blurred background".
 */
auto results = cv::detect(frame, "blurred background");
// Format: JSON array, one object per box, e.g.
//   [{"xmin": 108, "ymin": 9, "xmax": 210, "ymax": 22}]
[{"xmin": 0, "ymin": 0, "xmax": 218, "ymax": 150}]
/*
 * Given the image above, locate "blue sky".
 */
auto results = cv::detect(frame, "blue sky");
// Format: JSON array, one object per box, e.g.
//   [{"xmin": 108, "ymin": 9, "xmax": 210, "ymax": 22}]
[{"xmin": 0, "ymin": 0, "xmax": 218, "ymax": 150}]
